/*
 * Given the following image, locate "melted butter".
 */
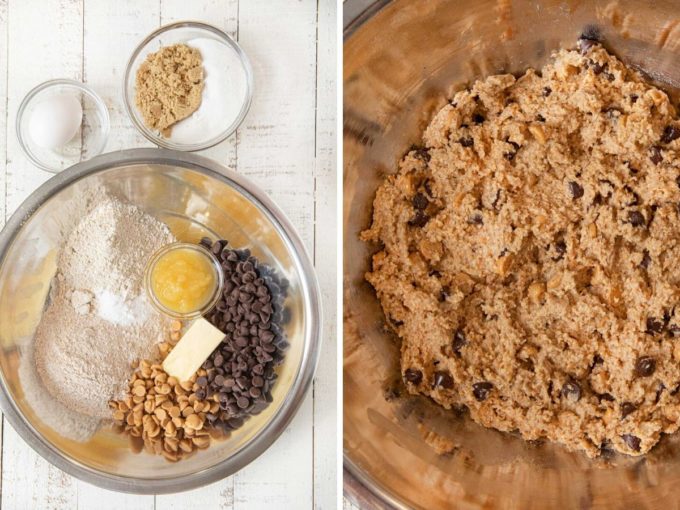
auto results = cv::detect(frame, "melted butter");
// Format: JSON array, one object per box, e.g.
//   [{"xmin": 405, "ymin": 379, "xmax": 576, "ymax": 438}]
[{"xmin": 150, "ymin": 247, "xmax": 216, "ymax": 314}]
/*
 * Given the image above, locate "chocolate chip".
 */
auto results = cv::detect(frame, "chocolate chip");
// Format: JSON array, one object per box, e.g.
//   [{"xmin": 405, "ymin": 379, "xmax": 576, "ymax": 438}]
[
  {"xmin": 578, "ymin": 37, "xmax": 598, "ymax": 54},
  {"xmin": 503, "ymin": 140, "xmax": 520, "ymax": 161},
  {"xmin": 640, "ymin": 250, "xmax": 651, "ymax": 269},
  {"xmin": 536, "ymin": 114, "xmax": 546, "ymax": 122},
  {"xmin": 650, "ymin": 146, "xmax": 663, "ymax": 165},
  {"xmin": 580, "ymin": 25, "xmax": 601, "ymax": 41},
  {"xmin": 655, "ymin": 383, "xmax": 666, "ymax": 404},
  {"xmin": 458, "ymin": 136, "xmax": 474, "ymax": 148},
  {"xmin": 568, "ymin": 181, "xmax": 584, "ymax": 199},
  {"xmin": 468, "ymin": 213, "xmax": 483, "ymax": 225},
  {"xmin": 646, "ymin": 317, "xmax": 664, "ymax": 334},
  {"xmin": 492, "ymin": 189, "xmax": 503, "ymax": 210},
  {"xmin": 598, "ymin": 392, "xmax": 615, "ymax": 402},
  {"xmin": 472, "ymin": 382, "xmax": 493, "ymax": 401},
  {"xmin": 621, "ymin": 402, "xmax": 636, "ymax": 419},
  {"xmin": 589, "ymin": 60, "xmax": 606, "ymax": 75},
  {"xmin": 542, "ymin": 87, "xmax": 552, "ymax": 97},
  {"xmin": 519, "ymin": 358, "xmax": 534, "ymax": 372},
  {"xmin": 202, "ymin": 239, "xmax": 288, "ymax": 431},
  {"xmin": 635, "ymin": 356, "xmax": 656, "ymax": 377},
  {"xmin": 623, "ymin": 186, "xmax": 640, "ymax": 207},
  {"xmin": 404, "ymin": 368, "xmax": 423, "ymax": 385},
  {"xmin": 423, "ymin": 179, "xmax": 433, "ymax": 197},
  {"xmin": 410, "ymin": 145, "xmax": 431, "ymax": 162},
  {"xmin": 433, "ymin": 370, "xmax": 454, "ymax": 389},
  {"xmin": 472, "ymin": 113, "xmax": 485, "ymax": 124},
  {"xmin": 408, "ymin": 210, "xmax": 430, "ymax": 228},
  {"xmin": 676, "ymin": 175, "xmax": 680, "ymax": 189},
  {"xmin": 412, "ymin": 192, "xmax": 429, "ymax": 210},
  {"xmin": 561, "ymin": 380, "xmax": 581, "ymax": 401},
  {"xmin": 552, "ymin": 240, "xmax": 567, "ymax": 262},
  {"xmin": 452, "ymin": 330, "xmax": 466, "ymax": 357},
  {"xmin": 661, "ymin": 125, "xmax": 680, "ymax": 144},
  {"xmin": 211, "ymin": 241, "xmax": 225, "ymax": 255},
  {"xmin": 622, "ymin": 434, "xmax": 641, "ymax": 452},
  {"xmin": 627, "ymin": 211, "xmax": 646, "ymax": 227}
]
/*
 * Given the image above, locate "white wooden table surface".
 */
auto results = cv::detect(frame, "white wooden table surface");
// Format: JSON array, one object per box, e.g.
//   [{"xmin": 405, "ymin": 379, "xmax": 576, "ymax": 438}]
[{"xmin": 0, "ymin": 0, "xmax": 337, "ymax": 508}]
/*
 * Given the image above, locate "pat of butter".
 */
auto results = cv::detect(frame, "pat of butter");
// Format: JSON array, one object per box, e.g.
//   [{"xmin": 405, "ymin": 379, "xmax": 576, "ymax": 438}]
[{"xmin": 162, "ymin": 317, "xmax": 225, "ymax": 382}]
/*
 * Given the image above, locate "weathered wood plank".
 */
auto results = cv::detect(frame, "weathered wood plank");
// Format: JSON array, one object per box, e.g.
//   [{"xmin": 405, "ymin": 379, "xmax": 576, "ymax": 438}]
[
  {"xmin": 4, "ymin": 0, "xmax": 83, "ymax": 214},
  {"xmin": 312, "ymin": 0, "xmax": 338, "ymax": 507},
  {"xmin": 0, "ymin": 0, "xmax": 8, "ymax": 225},
  {"xmin": 82, "ymin": 0, "xmax": 159, "ymax": 152},
  {"xmin": 2, "ymin": 1, "xmax": 83, "ymax": 506},
  {"xmin": 233, "ymin": 0, "xmax": 318, "ymax": 507},
  {"xmin": 0, "ymin": 0, "xmax": 8, "ymax": 503},
  {"xmin": 2, "ymin": 423, "xmax": 77, "ymax": 509}
]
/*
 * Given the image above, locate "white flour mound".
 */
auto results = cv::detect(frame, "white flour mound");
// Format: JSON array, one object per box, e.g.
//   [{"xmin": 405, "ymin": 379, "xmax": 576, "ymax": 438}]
[{"xmin": 34, "ymin": 196, "xmax": 175, "ymax": 419}]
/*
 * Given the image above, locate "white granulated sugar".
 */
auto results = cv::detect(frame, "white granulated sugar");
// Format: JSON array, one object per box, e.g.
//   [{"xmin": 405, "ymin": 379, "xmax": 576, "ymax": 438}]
[
  {"xmin": 34, "ymin": 195, "xmax": 175, "ymax": 420},
  {"xmin": 94, "ymin": 289, "xmax": 151, "ymax": 326}
]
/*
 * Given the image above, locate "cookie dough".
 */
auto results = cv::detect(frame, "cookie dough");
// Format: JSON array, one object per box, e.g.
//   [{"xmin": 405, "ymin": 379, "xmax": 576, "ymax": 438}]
[{"xmin": 362, "ymin": 41, "xmax": 680, "ymax": 458}]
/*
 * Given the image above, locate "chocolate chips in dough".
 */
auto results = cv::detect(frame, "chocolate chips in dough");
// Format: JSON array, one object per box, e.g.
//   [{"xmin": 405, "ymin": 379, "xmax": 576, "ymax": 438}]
[{"xmin": 362, "ymin": 41, "xmax": 680, "ymax": 458}]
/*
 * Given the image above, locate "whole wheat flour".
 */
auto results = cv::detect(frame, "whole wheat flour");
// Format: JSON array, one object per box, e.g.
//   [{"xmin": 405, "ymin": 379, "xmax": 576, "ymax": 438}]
[{"xmin": 34, "ymin": 197, "xmax": 175, "ymax": 419}]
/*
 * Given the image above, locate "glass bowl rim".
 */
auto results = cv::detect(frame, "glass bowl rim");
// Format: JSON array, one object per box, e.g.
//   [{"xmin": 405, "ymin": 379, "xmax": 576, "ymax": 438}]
[
  {"xmin": 15, "ymin": 78, "xmax": 111, "ymax": 174},
  {"xmin": 122, "ymin": 20, "xmax": 254, "ymax": 152},
  {"xmin": 145, "ymin": 241, "xmax": 225, "ymax": 319}
]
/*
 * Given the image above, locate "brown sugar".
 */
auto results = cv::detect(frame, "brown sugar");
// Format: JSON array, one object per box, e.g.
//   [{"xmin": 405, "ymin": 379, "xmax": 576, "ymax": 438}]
[{"xmin": 135, "ymin": 43, "xmax": 203, "ymax": 136}]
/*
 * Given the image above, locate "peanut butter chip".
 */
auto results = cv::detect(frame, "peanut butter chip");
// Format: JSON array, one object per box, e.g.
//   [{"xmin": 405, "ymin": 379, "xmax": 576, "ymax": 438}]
[{"xmin": 110, "ymin": 321, "xmax": 215, "ymax": 462}]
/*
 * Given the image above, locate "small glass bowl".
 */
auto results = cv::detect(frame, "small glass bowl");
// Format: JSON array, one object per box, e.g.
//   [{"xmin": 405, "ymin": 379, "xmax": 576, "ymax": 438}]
[
  {"xmin": 123, "ymin": 21, "xmax": 254, "ymax": 151},
  {"xmin": 16, "ymin": 79, "xmax": 110, "ymax": 173},
  {"xmin": 145, "ymin": 242, "xmax": 225, "ymax": 320}
]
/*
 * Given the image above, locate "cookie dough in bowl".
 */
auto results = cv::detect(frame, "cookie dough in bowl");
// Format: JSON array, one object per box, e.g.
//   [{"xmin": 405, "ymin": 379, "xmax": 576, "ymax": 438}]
[{"xmin": 362, "ymin": 42, "xmax": 680, "ymax": 459}]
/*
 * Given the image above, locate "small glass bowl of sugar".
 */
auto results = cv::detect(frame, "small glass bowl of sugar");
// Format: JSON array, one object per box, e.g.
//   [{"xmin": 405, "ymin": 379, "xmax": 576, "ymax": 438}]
[
  {"xmin": 16, "ymin": 79, "xmax": 110, "ymax": 173},
  {"xmin": 123, "ymin": 21, "xmax": 253, "ymax": 151}
]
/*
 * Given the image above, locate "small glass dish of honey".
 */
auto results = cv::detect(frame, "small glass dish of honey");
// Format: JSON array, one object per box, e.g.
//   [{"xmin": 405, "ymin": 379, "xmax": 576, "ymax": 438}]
[{"xmin": 145, "ymin": 242, "xmax": 224, "ymax": 319}]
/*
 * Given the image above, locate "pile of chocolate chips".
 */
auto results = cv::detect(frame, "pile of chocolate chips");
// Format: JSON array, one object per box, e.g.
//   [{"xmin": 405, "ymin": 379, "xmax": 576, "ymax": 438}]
[{"xmin": 198, "ymin": 238, "xmax": 289, "ymax": 432}]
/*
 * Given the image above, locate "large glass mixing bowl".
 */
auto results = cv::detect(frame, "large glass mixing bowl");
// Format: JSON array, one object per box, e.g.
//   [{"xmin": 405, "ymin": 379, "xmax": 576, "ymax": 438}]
[
  {"xmin": 0, "ymin": 148, "xmax": 321, "ymax": 493},
  {"xmin": 344, "ymin": 0, "xmax": 680, "ymax": 508}
]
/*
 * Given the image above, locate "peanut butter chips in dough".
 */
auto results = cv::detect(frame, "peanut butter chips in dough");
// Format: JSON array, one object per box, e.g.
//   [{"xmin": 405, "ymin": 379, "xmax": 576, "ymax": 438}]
[{"xmin": 362, "ymin": 42, "xmax": 680, "ymax": 458}]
